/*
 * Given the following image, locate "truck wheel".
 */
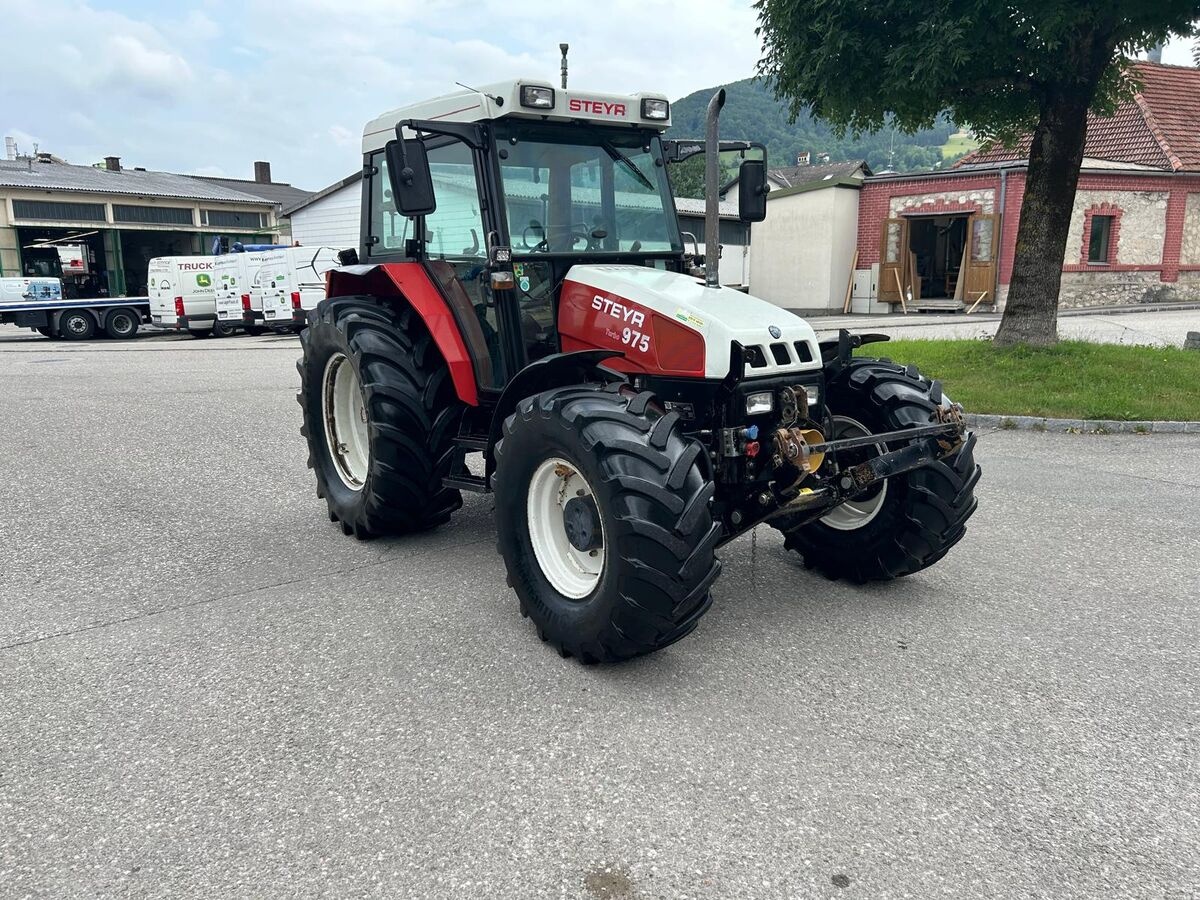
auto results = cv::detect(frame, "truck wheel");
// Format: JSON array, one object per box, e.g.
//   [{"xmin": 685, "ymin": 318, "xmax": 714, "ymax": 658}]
[
  {"xmin": 297, "ymin": 294, "xmax": 465, "ymax": 538},
  {"xmin": 212, "ymin": 318, "xmax": 237, "ymax": 338},
  {"xmin": 493, "ymin": 383, "xmax": 722, "ymax": 663},
  {"xmin": 104, "ymin": 309, "xmax": 139, "ymax": 340},
  {"xmin": 773, "ymin": 358, "xmax": 980, "ymax": 582},
  {"xmin": 58, "ymin": 311, "xmax": 95, "ymax": 341},
  {"xmin": 35, "ymin": 327, "xmax": 57, "ymax": 339}
]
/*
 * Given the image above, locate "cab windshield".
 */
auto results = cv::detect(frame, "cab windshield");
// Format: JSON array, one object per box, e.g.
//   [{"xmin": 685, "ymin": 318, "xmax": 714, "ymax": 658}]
[{"xmin": 493, "ymin": 121, "xmax": 682, "ymax": 256}]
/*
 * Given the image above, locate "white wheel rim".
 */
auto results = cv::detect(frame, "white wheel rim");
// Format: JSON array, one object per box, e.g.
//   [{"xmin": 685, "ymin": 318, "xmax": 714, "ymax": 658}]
[
  {"xmin": 321, "ymin": 352, "xmax": 370, "ymax": 490},
  {"xmin": 526, "ymin": 457, "xmax": 605, "ymax": 600},
  {"xmin": 821, "ymin": 415, "xmax": 889, "ymax": 531}
]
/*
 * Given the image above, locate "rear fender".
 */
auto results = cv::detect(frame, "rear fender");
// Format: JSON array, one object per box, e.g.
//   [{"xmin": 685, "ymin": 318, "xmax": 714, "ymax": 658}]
[
  {"xmin": 485, "ymin": 350, "xmax": 626, "ymax": 479},
  {"xmin": 326, "ymin": 262, "xmax": 480, "ymax": 406}
]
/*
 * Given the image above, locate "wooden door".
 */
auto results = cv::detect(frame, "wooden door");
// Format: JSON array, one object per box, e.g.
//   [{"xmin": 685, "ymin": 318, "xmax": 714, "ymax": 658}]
[
  {"xmin": 964, "ymin": 214, "xmax": 998, "ymax": 302},
  {"xmin": 878, "ymin": 218, "xmax": 909, "ymax": 302}
]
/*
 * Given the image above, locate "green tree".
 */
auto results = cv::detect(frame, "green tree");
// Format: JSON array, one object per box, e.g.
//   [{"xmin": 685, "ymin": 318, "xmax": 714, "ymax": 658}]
[{"xmin": 754, "ymin": 1, "xmax": 1199, "ymax": 345}]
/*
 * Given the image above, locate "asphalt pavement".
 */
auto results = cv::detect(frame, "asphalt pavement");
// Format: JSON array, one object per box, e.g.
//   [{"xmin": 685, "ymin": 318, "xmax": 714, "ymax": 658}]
[{"xmin": 1, "ymin": 331, "xmax": 1197, "ymax": 899}]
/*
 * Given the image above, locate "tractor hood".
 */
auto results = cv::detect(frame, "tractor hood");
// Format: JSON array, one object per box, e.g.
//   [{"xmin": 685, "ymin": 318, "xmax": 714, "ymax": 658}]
[{"xmin": 558, "ymin": 265, "xmax": 822, "ymax": 381}]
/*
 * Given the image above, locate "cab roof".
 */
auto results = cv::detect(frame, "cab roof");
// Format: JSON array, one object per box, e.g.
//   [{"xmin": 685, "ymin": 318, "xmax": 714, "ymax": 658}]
[{"xmin": 362, "ymin": 78, "xmax": 671, "ymax": 153}]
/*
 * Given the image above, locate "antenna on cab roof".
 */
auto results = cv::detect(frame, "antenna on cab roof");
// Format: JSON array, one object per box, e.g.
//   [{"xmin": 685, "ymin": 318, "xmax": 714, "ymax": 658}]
[{"xmin": 560, "ymin": 43, "xmax": 569, "ymax": 89}]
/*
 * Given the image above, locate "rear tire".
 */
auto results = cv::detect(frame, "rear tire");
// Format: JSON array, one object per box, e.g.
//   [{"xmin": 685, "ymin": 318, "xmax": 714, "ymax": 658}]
[
  {"xmin": 297, "ymin": 295, "xmax": 465, "ymax": 538},
  {"xmin": 104, "ymin": 308, "xmax": 139, "ymax": 340},
  {"xmin": 212, "ymin": 318, "xmax": 237, "ymax": 338},
  {"xmin": 58, "ymin": 310, "xmax": 95, "ymax": 341},
  {"xmin": 772, "ymin": 357, "xmax": 980, "ymax": 582},
  {"xmin": 494, "ymin": 383, "xmax": 721, "ymax": 663}
]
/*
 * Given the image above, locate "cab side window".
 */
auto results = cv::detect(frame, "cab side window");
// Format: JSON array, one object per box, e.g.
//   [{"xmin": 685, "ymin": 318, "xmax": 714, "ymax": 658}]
[{"xmin": 367, "ymin": 151, "xmax": 412, "ymax": 255}]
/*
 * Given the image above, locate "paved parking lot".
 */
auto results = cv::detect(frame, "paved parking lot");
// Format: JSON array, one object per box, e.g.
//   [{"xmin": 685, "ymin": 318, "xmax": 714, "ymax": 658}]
[{"xmin": 1, "ymin": 332, "xmax": 1197, "ymax": 899}]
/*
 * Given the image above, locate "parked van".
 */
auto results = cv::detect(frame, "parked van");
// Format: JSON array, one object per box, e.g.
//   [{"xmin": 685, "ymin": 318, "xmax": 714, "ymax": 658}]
[
  {"xmin": 213, "ymin": 251, "xmax": 272, "ymax": 335},
  {"xmin": 148, "ymin": 257, "xmax": 217, "ymax": 337},
  {"xmin": 259, "ymin": 247, "xmax": 343, "ymax": 331}
]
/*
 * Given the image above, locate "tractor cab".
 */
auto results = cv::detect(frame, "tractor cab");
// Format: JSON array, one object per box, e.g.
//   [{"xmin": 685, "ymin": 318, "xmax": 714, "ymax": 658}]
[{"xmin": 349, "ymin": 79, "xmax": 769, "ymax": 396}]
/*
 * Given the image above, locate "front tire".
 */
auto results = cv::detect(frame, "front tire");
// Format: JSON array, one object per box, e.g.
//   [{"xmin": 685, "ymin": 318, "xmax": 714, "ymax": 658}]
[
  {"xmin": 773, "ymin": 357, "xmax": 980, "ymax": 582},
  {"xmin": 494, "ymin": 383, "xmax": 721, "ymax": 663},
  {"xmin": 297, "ymin": 295, "xmax": 465, "ymax": 538}
]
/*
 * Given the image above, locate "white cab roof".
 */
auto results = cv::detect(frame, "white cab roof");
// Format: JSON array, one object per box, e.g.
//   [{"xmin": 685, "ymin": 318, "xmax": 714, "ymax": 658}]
[{"xmin": 363, "ymin": 78, "xmax": 671, "ymax": 153}]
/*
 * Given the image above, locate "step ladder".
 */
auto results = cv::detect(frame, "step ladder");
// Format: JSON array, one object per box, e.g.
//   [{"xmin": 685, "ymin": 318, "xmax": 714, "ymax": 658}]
[{"xmin": 446, "ymin": 431, "xmax": 491, "ymax": 493}]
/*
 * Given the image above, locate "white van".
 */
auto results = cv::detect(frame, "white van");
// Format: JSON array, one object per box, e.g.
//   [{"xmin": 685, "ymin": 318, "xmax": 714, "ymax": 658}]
[
  {"xmin": 0, "ymin": 277, "xmax": 62, "ymax": 304},
  {"xmin": 148, "ymin": 257, "xmax": 217, "ymax": 336},
  {"xmin": 213, "ymin": 251, "xmax": 272, "ymax": 335},
  {"xmin": 259, "ymin": 247, "xmax": 342, "ymax": 331}
]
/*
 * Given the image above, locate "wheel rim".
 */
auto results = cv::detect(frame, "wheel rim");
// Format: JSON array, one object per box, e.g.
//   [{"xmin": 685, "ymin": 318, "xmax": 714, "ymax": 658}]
[
  {"xmin": 820, "ymin": 415, "xmax": 889, "ymax": 531},
  {"xmin": 65, "ymin": 315, "xmax": 88, "ymax": 336},
  {"xmin": 112, "ymin": 313, "xmax": 134, "ymax": 335},
  {"xmin": 526, "ymin": 457, "xmax": 605, "ymax": 599},
  {"xmin": 321, "ymin": 352, "xmax": 370, "ymax": 490}
]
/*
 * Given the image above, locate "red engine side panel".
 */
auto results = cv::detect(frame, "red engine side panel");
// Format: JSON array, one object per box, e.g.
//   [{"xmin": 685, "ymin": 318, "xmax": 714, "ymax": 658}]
[
  {"xmin": 326, "ymin": 262, "xmax": 479, "ymax": 406},
  {"xmin": 558, "ymin": 279, "xmax": 705, "ymax": 378}
]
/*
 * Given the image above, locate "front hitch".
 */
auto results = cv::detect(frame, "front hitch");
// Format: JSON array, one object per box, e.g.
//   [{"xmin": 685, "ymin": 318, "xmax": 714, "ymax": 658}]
[{"xmin": 752, "ymin": 416, "xmax": 967, "ymax": 532}]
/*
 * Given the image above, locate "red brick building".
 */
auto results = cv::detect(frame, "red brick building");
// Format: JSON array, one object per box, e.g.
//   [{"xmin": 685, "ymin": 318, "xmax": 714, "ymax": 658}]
[{"xmin": 853, "ymin": 61, "xmax": 1200, "ymax": 311}]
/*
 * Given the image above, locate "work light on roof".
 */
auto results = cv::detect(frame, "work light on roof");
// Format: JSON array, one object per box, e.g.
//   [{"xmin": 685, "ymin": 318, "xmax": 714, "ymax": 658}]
[
  {"xmin": 641, "ymin": 98, "xmax": 669, "ymax": 120},
  {"xmin": 520, "ymin": 85, "xmax": 555, "ymax": 110}
]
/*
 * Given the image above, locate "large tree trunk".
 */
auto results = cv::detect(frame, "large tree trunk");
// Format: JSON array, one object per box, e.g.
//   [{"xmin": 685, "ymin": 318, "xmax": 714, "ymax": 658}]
[{"xmin": 994, "ymin": 93, "xmax": 1092, "ymax": 347}]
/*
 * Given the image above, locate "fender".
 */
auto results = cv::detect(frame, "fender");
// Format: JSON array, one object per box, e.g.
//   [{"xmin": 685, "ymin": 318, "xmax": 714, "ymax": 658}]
[
  {"xmin": 485, "ymin": 350, "xmax": 625, "ymax": 478},
  {"xmin": 326, "ymin": 262, "xmax": 480, "ymax": 406}
]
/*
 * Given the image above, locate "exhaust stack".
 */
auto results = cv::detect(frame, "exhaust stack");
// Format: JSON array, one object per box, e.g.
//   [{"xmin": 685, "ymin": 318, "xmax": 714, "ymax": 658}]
[{"xmin": 704, "ymin": 88, "xmax": 726, "ymax": 290}]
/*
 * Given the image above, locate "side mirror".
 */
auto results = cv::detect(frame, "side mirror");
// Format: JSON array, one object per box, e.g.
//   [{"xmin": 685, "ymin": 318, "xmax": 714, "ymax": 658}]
[
  {"xmin": 385, "ymin": 138, "xmax": 436, "ymax": 216},
  {"xmin": 738, "ymin": 159, "xmax": 768, "ymax": 223}
]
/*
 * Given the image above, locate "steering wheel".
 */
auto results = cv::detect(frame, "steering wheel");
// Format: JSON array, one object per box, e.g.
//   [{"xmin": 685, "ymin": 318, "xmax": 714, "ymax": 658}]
[{"xmin": 522, "ymin": 223, "xmax": 548, "ymax": 252}]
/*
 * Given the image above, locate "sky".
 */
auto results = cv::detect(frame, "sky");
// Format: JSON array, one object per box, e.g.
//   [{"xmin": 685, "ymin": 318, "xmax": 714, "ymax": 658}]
[{"xmin": 1, "ymin": 1, "xmax": 1196, "ymax": 192}]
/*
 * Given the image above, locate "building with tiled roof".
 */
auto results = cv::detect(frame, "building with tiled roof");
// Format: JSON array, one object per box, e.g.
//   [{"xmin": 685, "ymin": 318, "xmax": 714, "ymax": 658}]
[{"xmin": 840, "ymin": 61, "xmax": 1200, "ymax": 313}]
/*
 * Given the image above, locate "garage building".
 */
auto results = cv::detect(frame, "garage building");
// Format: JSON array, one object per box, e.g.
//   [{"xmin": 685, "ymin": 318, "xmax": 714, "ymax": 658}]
[{"xmin": 0, "ymin": 150, "xmax": 308, "ymax": 297}]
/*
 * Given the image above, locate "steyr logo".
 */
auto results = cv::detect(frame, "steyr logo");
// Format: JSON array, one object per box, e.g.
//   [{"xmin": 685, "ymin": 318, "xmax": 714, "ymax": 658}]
[{"xmin": 768, "ymin": 325, "xmax": 782, "ymax": 339}]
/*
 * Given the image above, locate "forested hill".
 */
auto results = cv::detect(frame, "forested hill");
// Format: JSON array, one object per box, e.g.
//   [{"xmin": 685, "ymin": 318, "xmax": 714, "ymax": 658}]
[{"xmin": 668, "ymin": 77, "xmax": 964, "ymax": 174}]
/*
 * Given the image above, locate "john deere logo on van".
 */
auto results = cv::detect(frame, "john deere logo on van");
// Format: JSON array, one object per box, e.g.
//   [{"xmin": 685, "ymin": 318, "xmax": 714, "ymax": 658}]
[{"xmin": 196, "ymin": 274, "xmax": 212, "ymax": 287}]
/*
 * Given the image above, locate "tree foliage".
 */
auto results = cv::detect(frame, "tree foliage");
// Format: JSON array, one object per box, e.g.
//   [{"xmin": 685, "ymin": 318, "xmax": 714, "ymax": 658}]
[{"xmin": 754, "ymin": 0, "xmax": 1197, "ymax": 144}]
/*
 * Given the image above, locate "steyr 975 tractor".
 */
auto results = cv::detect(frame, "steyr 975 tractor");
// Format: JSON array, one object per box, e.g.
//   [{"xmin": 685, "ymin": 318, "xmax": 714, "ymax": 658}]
[{"xmin": 297, "ymin": 79, "xmax": 981, "ymax": 663}]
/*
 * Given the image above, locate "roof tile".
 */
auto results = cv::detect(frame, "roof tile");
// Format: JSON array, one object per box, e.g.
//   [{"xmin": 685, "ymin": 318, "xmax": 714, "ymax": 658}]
[{"xmin": 955, "ymin": 62, "xmax": 1199, "ymax": 172}]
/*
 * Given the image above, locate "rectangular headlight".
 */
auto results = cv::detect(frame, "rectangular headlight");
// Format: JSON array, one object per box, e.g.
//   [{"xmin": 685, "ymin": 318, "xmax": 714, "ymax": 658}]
[
  {"xmin": 641, "ymin": 98, "xmax": 669, "ymax": 120},
  {"xmin": 520, "ymin": 85, "xmax": 555, "ymax": 109},
  {"xmin": 745, "ymin": 391, "xmax": 774, "ymax": 416}
]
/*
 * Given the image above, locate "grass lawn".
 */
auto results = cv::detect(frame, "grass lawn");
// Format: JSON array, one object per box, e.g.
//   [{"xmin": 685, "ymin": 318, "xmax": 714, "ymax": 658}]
[
  {"xmin": 940, "ymin": 133, "xmax": 980, "ymax": 159},
  {"xmin": 858, "ymin": 339, "xmax": 1200, "ymax": 421}
]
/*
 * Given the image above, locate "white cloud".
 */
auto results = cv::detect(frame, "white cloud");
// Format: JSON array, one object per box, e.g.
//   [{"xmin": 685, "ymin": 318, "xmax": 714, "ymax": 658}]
[{"xmin": 0, "ymin": 0, "xmax": 764, "ymax": 188}]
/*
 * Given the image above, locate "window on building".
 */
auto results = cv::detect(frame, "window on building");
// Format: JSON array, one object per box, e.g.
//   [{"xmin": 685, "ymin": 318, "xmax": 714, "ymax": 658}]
[
  {"xmin": 12, "ymin": 199, "xmax": 106, "ymax": 222},
  {"xmin": 1088, "ymin": 215, "xmax": 1114, "ymax": 263},
  {"xmin": 201, "ymin": 209, "xmax": 266, "ymax": 229},
  {"xmin": 113, "ymin": 204, "xmax": 194, "ymax": 226}
]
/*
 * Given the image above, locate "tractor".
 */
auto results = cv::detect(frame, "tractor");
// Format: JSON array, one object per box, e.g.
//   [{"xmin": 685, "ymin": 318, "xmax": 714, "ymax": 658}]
[{"xmin": 296, "ymin": 79, "xmax": 980, "ymax": 663}]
